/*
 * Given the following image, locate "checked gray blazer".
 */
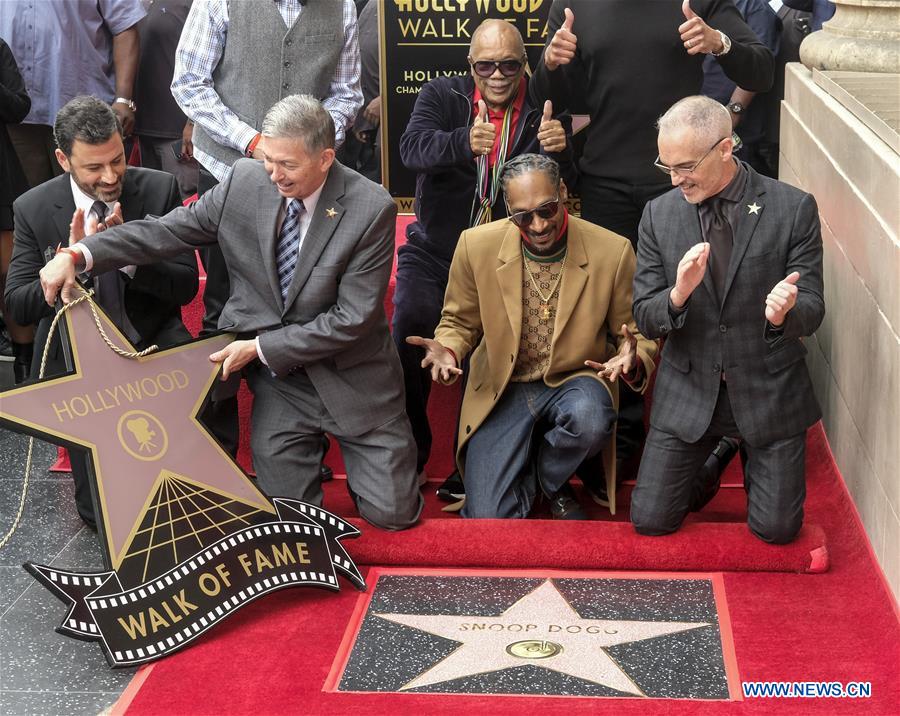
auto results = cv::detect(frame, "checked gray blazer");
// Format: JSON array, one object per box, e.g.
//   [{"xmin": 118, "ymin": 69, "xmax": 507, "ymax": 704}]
[
  {"xmin": 80, "ymin": 158, "xmax": 405, "ymax": 437},
  {"xmin": 633, "ymin": 164, "xmax": 824, "ymax": 447}
]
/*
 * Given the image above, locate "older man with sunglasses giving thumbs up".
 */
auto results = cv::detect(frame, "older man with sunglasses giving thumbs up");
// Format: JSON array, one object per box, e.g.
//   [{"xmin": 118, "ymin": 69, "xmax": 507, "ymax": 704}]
[{"xmin": 395, "ymin": 19, "xmax": 577, "ymax": 497}]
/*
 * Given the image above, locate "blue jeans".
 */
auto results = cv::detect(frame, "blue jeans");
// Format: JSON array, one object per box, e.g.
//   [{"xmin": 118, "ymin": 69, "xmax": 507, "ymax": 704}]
[{"xmin": 461, "ymin": 377, "xmax": 616, "ymax": 519}]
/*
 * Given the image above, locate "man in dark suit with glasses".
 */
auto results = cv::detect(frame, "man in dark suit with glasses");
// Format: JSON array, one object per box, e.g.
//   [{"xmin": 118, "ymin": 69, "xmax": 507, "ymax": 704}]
[{"xmin": 631, "ymin": 95, "xmax": 824, "ymax": 544}]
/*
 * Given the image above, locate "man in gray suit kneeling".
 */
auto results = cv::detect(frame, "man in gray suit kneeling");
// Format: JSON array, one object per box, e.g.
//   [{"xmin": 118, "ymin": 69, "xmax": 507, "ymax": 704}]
[
  {"xmin": 631, "ymin": 95, "xmax": 824, "ymax": 544},
  {"xmin": 39, "ymin": 94, "xmax": 423, "ymax": 531}
]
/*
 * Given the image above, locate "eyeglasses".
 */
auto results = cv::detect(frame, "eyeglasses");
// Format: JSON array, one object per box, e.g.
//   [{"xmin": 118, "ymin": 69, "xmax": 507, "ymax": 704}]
[
  {"xmin": 469, "ymin": 58, "xmax": 524, "ymax": 78},
  {"xmin": 653, "ymin": 134, "xmax": 742, "ymax": 177},
  {"xmin": 507, "ymin": 196, "xmax": 560, "ymax": 227}
]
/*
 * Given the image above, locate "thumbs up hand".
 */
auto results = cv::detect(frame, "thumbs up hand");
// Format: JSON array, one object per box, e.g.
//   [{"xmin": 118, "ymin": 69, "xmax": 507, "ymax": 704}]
[
  {"xmin": 679, "ymin": 0, "xmax": 725, "ymax": 56},
  {"xmin": 765, "ymin": 271, "xmax": 801, "ymax": 326},
  {"xmin": 537, "ymin": 100, "xmax": 566, "ymax": 154},
  {"xmin": 469, "ymin": 99, "xmax": 496, "ymax": 159},
  {"xmin": 544, "ymin": 7, "xmax": 577, "ymax": 71}
]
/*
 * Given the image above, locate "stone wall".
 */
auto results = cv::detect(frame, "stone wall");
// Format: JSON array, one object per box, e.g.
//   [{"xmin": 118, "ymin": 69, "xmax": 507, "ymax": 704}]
[{"xmin": 780, "ymin": 63, "xmax": 899, "ymax": 599}]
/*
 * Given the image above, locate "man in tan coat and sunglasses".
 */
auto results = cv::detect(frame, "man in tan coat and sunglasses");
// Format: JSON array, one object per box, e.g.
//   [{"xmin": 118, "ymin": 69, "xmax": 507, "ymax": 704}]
[{"xmin": 407, "ymin": 154, "xmax": 657, "ymax": 520}]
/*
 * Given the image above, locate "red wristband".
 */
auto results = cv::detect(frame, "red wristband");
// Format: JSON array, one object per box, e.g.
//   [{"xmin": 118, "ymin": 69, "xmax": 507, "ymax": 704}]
[
  {"xmin": 56, "ymin": 245, "xmax": 82, "ymax": 266},
  {"xmin": 245, "ymin": 133, "xmax": 262, "ymax": 157}
]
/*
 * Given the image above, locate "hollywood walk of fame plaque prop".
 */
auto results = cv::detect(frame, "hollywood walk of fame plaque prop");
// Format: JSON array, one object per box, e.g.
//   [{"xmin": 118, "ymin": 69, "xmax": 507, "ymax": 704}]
[
  {"xmin": 328, "ymin": 569, "xmax": 741, "ymax": 700},
  {"xmin": 0, "ymin": 298, "xmax": 365, "ymax": 667}
]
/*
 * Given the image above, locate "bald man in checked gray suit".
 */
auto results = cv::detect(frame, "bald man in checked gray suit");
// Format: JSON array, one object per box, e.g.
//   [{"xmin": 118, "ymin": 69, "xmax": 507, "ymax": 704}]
[
  {"xmin": 40, "ymin": 95, "xmax": 423, "ymax": 531},
  {"xmin": 630, "ymin": 96, "xmax": 824, "ymax": 545}
]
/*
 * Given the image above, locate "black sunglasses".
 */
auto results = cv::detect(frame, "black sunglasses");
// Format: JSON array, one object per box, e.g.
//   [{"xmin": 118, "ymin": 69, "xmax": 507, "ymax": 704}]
[
  {"xmin": 507, "ymin": 197, "xmax": 560, "ymax": 227},
  {"xmin": 470, "ymin": 59, "xmax": 524, "ymax": 78}
]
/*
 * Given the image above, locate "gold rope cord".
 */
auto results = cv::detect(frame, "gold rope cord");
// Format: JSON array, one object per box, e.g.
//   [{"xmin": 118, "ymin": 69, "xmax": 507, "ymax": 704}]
[{"xmin": 0, "ymin": 287, "xmax": 158, "ymax": 548}]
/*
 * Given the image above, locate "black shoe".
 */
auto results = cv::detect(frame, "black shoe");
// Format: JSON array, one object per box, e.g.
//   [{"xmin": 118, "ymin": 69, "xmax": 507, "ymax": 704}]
[
  {"xmin": 79, "ymin": 511, "xmax": 98, "ymax": 532},
  {"xmin": 549, "ymin": 484, "xmax": 588, "ymax": 520},
  {"xmin": 320, "ymin": 435, "xmax": 333, "ymax": 481},
  {"xmin": 436, "ymin": 470, "xmax": 465, "ymax": 502},
  {"xmin": 12, "ymin": 342, "xmax": 33, "ymax": 384},
  {"xmin": 690, "ymin": 437, "xmax": 740, "ymax": 512}
]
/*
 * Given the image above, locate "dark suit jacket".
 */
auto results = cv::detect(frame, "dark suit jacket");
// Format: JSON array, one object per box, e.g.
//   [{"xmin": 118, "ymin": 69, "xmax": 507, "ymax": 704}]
[
  {"xmin": 5, "ymin": 167, "xmax": 197, "ymax": 378},
  {"xmin": 74, "ymin": 159, "xmax": 405, "ymax": 437},
  {"xmin": 633, "ymin": 164, "xmax": 824, "ymax": 447}
]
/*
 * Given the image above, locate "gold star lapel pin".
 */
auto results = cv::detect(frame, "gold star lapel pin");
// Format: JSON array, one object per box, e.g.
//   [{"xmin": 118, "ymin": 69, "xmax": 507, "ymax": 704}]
[
  {"xmin": 748, "ymin": 202, "xmax": 762, "ymax": 215},
  {"xmin": 325, "ymin": 207, "xmax": 338, "ymax": 218}
]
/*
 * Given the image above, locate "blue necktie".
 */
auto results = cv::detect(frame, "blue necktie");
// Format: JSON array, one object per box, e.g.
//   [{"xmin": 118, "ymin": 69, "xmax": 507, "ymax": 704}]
[{"xmin": 275, "ymin": 199, "xmax": 304, "ymax": 304}]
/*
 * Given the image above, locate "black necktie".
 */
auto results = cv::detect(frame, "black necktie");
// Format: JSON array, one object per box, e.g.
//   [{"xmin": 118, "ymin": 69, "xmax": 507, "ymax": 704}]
[
  {"xmin": 90, "ymin": 201, "xmax": 140, "ymax": 343},
  {"xmin": 706, "ymin": 197, "xmax": 733, "ymax": 302}
]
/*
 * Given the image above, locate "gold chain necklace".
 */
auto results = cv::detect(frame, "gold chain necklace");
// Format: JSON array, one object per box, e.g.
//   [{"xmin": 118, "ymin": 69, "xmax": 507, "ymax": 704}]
[{"xmin": 522, "ymin": 249, "xmax": 566, "ymax": 320}]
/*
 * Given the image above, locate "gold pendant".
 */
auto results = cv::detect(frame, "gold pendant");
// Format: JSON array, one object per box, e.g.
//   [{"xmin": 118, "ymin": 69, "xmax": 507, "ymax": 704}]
[{"xmin": 542, "ymin": 305, "xmax": 552, "ymax": 320}]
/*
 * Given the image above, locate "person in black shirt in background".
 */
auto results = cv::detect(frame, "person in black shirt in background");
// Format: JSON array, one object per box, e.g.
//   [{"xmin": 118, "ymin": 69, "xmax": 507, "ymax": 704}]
[
  {"xmin": 132, "ymin": 0, "xmax": 199, "ymax": 200},
  {"xmin": 0, "ymin": 37, "xmax": 32, "ymax": 382},
  {"xmin": 530, "ymin": 0, "xmax": 774, "ymax": 499}
]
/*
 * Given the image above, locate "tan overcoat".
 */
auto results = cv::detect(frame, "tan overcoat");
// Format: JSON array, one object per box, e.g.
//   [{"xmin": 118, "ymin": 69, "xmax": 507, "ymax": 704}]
[{"xmin": 434, "ymin": 215, "xmax": 658, "ymax": 512}]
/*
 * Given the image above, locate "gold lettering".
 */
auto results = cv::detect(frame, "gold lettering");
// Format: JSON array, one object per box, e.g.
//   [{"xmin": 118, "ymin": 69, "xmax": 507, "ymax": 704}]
[
  {"xmin": 120, "ymin": 381, "xmax": 143, "ymax": 402},
  {"xmin": 94, "ymin": 389, "xmax": 114, "ymax": 411},
  {"xmin": 69, "ymin": 396, "xmax": 89, "ymax": 417},
  {"xmin": 271, "ymin": 543, "xmax": 296, "ymax": 567},
  {"xmin": 254, "ymin": 548, "xmax": 274, "ymax": 573},
  {"xmin": 147, "ymin": 607, "xmax": 170, "ymax": 633},
  {"xmin": 237, "ymin": 553, "xmax": 253, "ymax": 576},
  {"xmin": 295, "ymin": 542, "xmax": 310, "ymax": 564},
  {"xmin": 117, "ymin": 612, "xmax": 148, "ymax": 640},
  {"xmin": 52, "ymin": 401, "xmax": 73, "ymax": 423},
  {"xmin": 198, "ymin": 572, "xmax": 220, "ymax": 596},
  {"xmin": 139, "ymin": 377, "xmax": 159, "ymax": 397},
  {"xmin": 161, "ymin": 600, "xmax": 183, "ymax": 624},
  {"xmin": 157, "ymin": 373, "xmax": 175, "ymax": 392},
  {"xmin": 214, "ymin": 563, "xmax": 231, "ymax": 587},
  {"xmin": 172, "ymin": 589, "xmax": 198, "ymax": 615},
  {"xmin": 172, "ymin": 370, "xmax": 189, "ymax": 389}
]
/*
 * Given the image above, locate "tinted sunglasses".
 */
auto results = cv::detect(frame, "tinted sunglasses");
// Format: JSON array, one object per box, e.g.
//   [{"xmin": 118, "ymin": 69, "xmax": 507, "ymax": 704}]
[
  {"xmin": 470, "ymin": 59, "xmax": 524, "ymax": 78},
  {"xmin": 507, "ymin": 197, "xmax": 560, "ymax": 227}
]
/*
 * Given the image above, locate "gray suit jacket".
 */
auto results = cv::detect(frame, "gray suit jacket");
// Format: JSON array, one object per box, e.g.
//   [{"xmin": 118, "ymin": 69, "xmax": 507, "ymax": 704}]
[
  {"xmin": 633, "ymin": 164, "xmax": 824, "ymax": 447},
  {"xmin": 81, "ymin": 159, "xmax": 404, "ymax": 436}
]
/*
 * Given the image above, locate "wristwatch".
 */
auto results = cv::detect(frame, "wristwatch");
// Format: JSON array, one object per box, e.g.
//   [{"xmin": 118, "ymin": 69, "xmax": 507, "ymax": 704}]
[
  {"xmin": 712, "ymin": 31, "xmax": 732, "ymax": 57},
  {"xmin": 728, "ymin": 102, "xmax": 744, "ymax": 115},
  {"xmin": 113, "ymin": 97, "xmax": 137, "ymax": 112}
]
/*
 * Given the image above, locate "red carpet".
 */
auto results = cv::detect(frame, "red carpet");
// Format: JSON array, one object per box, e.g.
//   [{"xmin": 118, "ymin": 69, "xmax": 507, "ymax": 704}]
[{"xmin": 116, "ymin": 218, "xmax": 900, "ymax": 714}]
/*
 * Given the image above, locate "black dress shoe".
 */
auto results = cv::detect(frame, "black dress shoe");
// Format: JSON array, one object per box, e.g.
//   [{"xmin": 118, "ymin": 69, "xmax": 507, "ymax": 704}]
[
  {"xmin": 549, "ymin": 484, "xmax": 588, "ymax": 520},
  {"xmin": 690, "ymin": 437, "xmax": 740, "ymax": 512},
  {"xmin": 436, "ymin": 470, "xmax": 465, "ymax": 502},
  {"xmin": 79, "ymin": 511, "xmax": 98, "ymax": 532}
]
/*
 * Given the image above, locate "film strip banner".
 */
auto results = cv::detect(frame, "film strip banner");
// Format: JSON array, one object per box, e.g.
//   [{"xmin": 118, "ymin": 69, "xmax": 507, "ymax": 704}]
[{"xmin": 24, "ymin": 499, "xmax": 365, "ymax": 668}]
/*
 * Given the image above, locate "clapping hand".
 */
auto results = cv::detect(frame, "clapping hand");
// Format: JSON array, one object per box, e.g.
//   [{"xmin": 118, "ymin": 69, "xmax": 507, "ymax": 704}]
[
  {"xmin": 537, "ymin": 100, "xmax": 566, "ymax": 153},
  {"xmin": 406, "ymin": 336, "xmax": 463, "ymax": 385},
  {"xmin": 670, "ymin": 242, "xmax": 710, "ymax": 308},
  {"xmin": 585, "ymin": 324, "xmax": 640, "ymax": 382}
]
